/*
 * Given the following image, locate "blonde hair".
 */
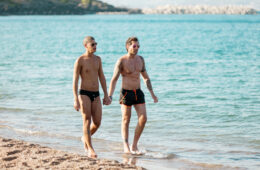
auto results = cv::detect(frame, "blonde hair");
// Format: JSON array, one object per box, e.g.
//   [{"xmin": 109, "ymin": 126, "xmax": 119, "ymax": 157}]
[{"xmin": 83, "ymin": 36, "xmax": 95, "ymax": 46}]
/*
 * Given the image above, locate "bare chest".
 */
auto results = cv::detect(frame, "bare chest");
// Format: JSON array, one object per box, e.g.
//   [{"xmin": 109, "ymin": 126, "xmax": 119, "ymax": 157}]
[
  {"xmin": 81, "ymin": 58, "xmax": 99, "ymax": 74},
  {"xmin": 122, "ymin": 58, "xmax": 143, "ymax": 74}
]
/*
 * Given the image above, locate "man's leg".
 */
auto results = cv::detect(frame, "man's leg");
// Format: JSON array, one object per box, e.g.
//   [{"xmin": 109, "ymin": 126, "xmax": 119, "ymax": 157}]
[
  {"xmin": 132, "ymin": 104, "xmax": 147, "ymax": 153},
  {"xmin": 81, "ymin": 97, "xmax": 102, "ymax": 153},
  {"xmin": 121, "ymin": 105, "xmax": 132, "ymax": 153},
  {"xmin": 91, "ymin": 97, "xmax": 102, "ymax": 135},
  {"xmin": 79, "ymin": 95, "xmax": 97, "ymax": 158}
]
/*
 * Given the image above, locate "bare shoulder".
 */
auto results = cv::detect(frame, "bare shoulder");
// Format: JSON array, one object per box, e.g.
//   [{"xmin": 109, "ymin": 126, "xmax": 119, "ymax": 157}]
[
  {"xmin": 75, "ymin": 55, "xmax": 84, "ymax": 65},
  {"xmin": 137, "ymin": 55, "xmax": 145, "ymax": 66},
  {"xmin": 138, "ymin": 55, "xmax": 146, "ymax": 72},
  {"xmin": 95, "ymin": 55, "xmax": 102, "ymax": 62},
  {"xmin": 114, "ymin": 56, "xmax": 125, "ymax": 71},
  {"xmin": 120, "ymin": 55, "xmax": 127, "ymax": 61},
  {"xmin": 138, "ymin": 55, "xmax": 145, "ymax": 62},
  {"xmin": 117, "ymin": 55, "xmax": 126, "ymax": 64},
  {"xmin": 95, "ymin": 55, "xmax": 101, "ymax": 60}
]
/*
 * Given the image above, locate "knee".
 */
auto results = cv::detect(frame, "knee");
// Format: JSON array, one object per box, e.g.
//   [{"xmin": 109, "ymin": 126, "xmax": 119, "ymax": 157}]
[
  {"xmin": 82, "ymin": 116, "xmax": 91, "ymax": 126},
  {"xmin": 93, "ymin": 121, "xmax": 101, "ymax": 129},
  {"xmin": 139, "ymin": 115, "xmax": 147, "ymax": 125},
  {"xmin": 122, "ymin": 116, "xmax": 131, "ymax": 125}
]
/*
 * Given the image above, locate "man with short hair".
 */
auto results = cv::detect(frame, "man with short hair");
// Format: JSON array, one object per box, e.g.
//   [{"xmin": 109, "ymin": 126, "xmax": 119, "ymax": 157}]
[
  {"xmin": 73, "ymin": 36, "xmax": 111, "ymax": 158},
  {"xmin": 108, "ymin": 37, "xmax": 158, "ymax": 154}
]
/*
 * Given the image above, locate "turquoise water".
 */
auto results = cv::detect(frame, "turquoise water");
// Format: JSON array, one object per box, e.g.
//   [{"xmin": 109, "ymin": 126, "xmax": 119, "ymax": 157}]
[{"xmin": 0, "ymin": 15, "xmax": 260, "ymax": 169}]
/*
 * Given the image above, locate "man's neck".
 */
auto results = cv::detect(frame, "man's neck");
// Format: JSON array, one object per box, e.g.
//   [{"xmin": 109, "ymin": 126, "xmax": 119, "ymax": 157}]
[
  {"xmin": 127, "ymin": 53, "xmax": 136, "ymax": 58},
  {"xmin": 84, "ymin": 51, "xmax": 94, "ymax": 58}
]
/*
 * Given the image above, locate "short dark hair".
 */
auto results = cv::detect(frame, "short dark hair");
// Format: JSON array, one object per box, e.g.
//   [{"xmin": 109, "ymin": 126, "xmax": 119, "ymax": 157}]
[{"xmin": 125, "ymin": 36, "xmax": 139, "ymax": 51}]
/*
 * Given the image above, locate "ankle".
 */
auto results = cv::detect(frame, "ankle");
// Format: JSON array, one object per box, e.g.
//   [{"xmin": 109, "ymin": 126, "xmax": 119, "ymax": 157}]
[{"xmin": 132, "ymin": 144, "xmax": 137, "ymax": 149}]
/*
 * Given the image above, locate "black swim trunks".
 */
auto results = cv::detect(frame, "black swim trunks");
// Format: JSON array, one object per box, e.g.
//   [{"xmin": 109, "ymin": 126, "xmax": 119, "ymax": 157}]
[
  {"xmin": 79, "ymin": 89, "xmax": 100, "ymax": 102},
  {"xmin": 119, "ymin": 89, "xmax": 145, "ymax": 106}
]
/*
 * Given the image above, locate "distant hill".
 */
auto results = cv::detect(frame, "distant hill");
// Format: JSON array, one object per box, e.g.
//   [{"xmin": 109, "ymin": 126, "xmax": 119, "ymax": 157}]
[{"xmin": 0, "ymin": 0, "xmax": 141, "ymax": 15}]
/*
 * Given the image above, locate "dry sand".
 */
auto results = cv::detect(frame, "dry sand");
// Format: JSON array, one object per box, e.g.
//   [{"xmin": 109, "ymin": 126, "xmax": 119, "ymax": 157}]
[{"xmin": 0, "ymin": 137, "xmax": 145, "ymax": 170}]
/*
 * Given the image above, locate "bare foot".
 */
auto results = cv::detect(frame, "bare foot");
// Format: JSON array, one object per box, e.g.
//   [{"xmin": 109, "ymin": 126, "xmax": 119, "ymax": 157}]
[
  {"xmin": 123, "ymin": 143, "xmax": 131, "ymax": 154},
  {"xmin": 88, "ymin": 149, "xmax": 97, "ymax": 158},
  {"xmin": 132, "ymin": 150, "xmax": 143, "ymax": 155},
  {"xmin": 131, "ymin": 145, "xmax": 143, "ymax": 155},
  {"xmin": 81, "ymin": 136, "xmax": 88, "ymax": 153}
]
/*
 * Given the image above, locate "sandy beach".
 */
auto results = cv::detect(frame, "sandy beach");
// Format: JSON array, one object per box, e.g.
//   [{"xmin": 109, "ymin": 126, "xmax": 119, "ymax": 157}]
[{"xmin": 0, "ymin": 136, "xmax": 144, "ymax": 170}]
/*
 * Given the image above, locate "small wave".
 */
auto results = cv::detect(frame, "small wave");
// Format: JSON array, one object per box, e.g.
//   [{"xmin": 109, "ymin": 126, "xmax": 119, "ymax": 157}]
[
  {"xmin": 210, "ymin": 97, "xmax": 228, "ymax": 101},
  {"xmin": 174, "ymin": 103, "xmax": 192, "ymax": 106},
  {"xmin": 0, "ymin": 124, "xmax": 9, "ymax": 128},
  {"xmin": 0, "ymin": 93, "xmax": 14, "ymax": 100},
  {"xmin": 167, "ymin": 78, "xmax": 178, "ymax": 81},
  {"xmin": 190, "ymin": 95, "xmax": 206, "ymax": 99},
  {"xmin": 2, "ymin": 125, "xmax": 79, "ymax": 141},
  {"xmin": 0, "ymin": 107, "xmax": 27, "ymax": 112},
  {"xmin": 0, "ymin": 120, "xmax": 9, "ymax": 124},
  {"xmin": 142, "ymin": 149, "xmax": 177, "ymax": 159},
  {"xmin": 228, "ymin": 150, "xmax": 260, "ymax": 155},
  {"xmin": 168, "ymin": 157, "xmax": 246, "ymax": 170},
  {"xmin": 184, "ymin": 62, "xmax": 198, "ymax": 66},
  {"xmin": 13, "ymin": 128, "xmax": 49, "ymax": 136}
]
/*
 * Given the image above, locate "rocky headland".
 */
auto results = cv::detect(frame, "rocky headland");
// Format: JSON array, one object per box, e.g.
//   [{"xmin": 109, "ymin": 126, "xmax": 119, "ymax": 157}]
[
  {"xmin": 0, "ymin": 1, "xmax": 258, "ymax": 15},
  {"xmin": 0, "ymin": 0, "xmax": 141, "ymax": 15}
]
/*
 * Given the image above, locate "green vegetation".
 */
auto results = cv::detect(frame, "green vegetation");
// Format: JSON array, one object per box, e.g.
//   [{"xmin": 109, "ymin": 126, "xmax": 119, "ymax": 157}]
[
  {"xmin": 80, "ymin": 0, "xmax": 91, "ymax": 8},
  {"xmin": 60, "ymin": 0, "xmax": 69, "ymax": 3},
  {"xmin": 0, "ymin": 0, "xmax": 138, "ymax": 15}
]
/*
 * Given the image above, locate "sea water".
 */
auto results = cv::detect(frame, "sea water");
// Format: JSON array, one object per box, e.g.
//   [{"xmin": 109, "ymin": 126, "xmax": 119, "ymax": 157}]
[{"xmin": 0, "ymin": 15, "xmax": 260, "ymax": 169}]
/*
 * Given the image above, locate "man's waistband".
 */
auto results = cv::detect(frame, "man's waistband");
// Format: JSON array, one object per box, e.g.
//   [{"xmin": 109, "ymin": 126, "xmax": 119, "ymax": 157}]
[
  {"xmin": 121, "ymin": 88, "xmax": 141, "ymax": 93},
  {"xmin": 79, "ymin": 89, "xmax": 99, "ymax": 95}
]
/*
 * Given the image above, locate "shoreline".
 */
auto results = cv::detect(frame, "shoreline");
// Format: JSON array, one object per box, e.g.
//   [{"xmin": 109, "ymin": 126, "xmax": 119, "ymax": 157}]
[{"xmin": 0, "ymin": 136, "xmax": 144, "ymax": 170}]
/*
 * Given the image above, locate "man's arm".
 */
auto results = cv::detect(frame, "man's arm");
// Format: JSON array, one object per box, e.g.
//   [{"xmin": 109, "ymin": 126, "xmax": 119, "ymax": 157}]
[
  {"xmin": 98, "ymin": 57, "xmax": 110, "ymax": 105},
  {"xmin": 108, "ymin": 58, "xmax": 122, "ymax": 100},
  {"xmin": 73, "ymin": 58, "xmax": 81, "ymax": 111},
  {"xmin": 140, "ymin": 56, "xmax": 158, "ymax": 103}
]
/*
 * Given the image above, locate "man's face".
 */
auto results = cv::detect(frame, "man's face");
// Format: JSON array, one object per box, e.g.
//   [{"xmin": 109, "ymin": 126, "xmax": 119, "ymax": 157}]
[
  {"xmin": 128, "ymin": 41, "xmax": 139, "ymax": 55},
  {"xmin": 86, "ymin": 40, "xmax": 97, "ymax": 53}
]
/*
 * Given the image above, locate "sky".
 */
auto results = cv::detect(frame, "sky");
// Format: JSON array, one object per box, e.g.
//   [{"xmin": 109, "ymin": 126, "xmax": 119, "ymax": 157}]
[{"xmin": 102, "ymin": 0, "xmax": 260, "ymax": 10}]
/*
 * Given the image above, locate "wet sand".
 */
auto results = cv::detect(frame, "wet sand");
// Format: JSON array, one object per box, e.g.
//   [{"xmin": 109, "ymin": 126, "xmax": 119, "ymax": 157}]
[{"xmin": 0, "ymin": 136, "xmax": 144, "ymax": 170}]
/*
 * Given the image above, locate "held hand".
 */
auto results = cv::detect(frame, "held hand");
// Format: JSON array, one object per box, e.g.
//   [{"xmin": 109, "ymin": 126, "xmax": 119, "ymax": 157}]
[
  {"xmin": 152, "ymin": 95, "xmax": 158, "ymax": 103},
  {"xmin": 102, "ymin": 98, "xmax": 106, "ymax": 105},
  {"xmin": 102, "ymin": 98, "xmax": 108, "ymax": 105},
  {"xmin": 106, "ymin": 96, "xmax": 112, "ymax": 105},
  {"xmin": 74, "ymin": 99, "xmax": 80, "ymax": 111},
  {"xmin": 103, "ymin": 96, "xmax": 112, "ymax": 105},
  {"xmin": 108, "ymin": 96, "xmax": 112, "ymax": 105}
]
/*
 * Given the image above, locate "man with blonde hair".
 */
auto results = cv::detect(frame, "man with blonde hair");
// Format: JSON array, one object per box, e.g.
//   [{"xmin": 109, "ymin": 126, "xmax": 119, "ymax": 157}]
[
  {"xmin": 73, "ymin": 36, "xmax": 111, "ymax": 158},
  {"xmin": 108, "ymin": 37, "xmax": 158, "ymax": 154}
]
